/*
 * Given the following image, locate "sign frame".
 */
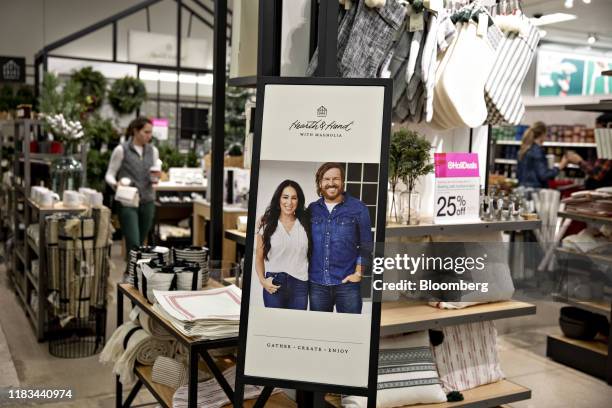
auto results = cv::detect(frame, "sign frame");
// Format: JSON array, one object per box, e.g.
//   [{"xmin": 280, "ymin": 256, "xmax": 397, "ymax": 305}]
[{"xmin": 234, "ymin": 76, "xmax": 392, "ymax": 407}]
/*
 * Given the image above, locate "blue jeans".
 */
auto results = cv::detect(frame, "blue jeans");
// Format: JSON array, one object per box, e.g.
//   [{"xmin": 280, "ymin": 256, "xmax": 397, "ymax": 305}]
[
  {"xmin": 308, "ymin": 281, "xmax": 362, "ymax": 314},
  {"xmin": 263, "ymin": 272, "xmax": 308, "ymax": 310}
]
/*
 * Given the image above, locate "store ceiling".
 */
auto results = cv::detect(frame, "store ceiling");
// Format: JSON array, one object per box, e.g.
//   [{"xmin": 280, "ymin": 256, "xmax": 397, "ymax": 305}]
[
  {"xmin": 523, "ymin": 0, "xmax": 611, "ymax": 43},
  {"xmin": 523, "ymin": 0, "xmax": 610, "ymax": 34}
]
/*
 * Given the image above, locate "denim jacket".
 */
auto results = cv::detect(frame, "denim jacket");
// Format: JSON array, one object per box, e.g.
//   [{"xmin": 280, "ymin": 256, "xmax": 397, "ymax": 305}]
[
  {"xmin": 517, "ymin": 144, "xmax": 559, "ymax": 189},
  {"xmin": 308, "ymin": 193, "xmax": 373, "ymax": 286}
]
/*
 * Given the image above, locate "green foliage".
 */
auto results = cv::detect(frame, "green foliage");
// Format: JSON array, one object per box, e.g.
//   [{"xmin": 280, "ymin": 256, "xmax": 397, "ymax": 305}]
[
  {"xmin": 15, "ymin": 85, "xmax": 35, "ymax": 106},
  {"xmin": 389, "ymin": 129, "xmax": 434, "ymax": 193},
  {"xmin": 38, "ymin": 72, "xmax": 84, "ymax": 120},
  {"xmin": 108, "ymin": 76, "xmax": 146, "ymax": 115},
  {"xmin": 0, "ymin": 85, "xmax": 15, "ymax": 111},
  {"xmin": 157, "ymin": 143, "xmax": 193, "ymax": 172},
  {"xmin": 87, "ymin": 149, "xmax": 111, "ymax": 192},
  {"xmin": 227, "ymin": 142, "xmax": 243, "ymax": 156},
  {"xmin": 71, "ymin": 66, "xmax": 107, "ymax": 112},
  {"xmin": 84, "ymin": 114, "xmax": 120, "ymax": 149}
]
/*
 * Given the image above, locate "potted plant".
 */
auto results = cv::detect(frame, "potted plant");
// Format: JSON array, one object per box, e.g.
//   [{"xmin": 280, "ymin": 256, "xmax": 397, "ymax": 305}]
[{"xmin": 392, "ymin": 129, "xmax": 433, "ymax": 225}]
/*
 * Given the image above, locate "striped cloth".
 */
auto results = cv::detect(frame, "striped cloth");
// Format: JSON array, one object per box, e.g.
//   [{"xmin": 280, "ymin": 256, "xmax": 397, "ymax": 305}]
[
  {"xmin": 152, "ymin": 356, "xmax": 188, "ymax": 389},
  {"xmin": 485, "ymin": 20, "xmax": 540, "ymax": 125},
  {"xmin": 342, "ymin": 331, "xmax": 446, "ymax": 407},
  {"xmin": 433, "ymin": 321, "xmax": 504, "ymax": 393}
]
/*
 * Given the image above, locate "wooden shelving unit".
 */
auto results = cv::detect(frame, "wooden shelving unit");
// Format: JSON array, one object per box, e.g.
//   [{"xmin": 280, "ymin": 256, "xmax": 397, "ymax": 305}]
[
  {"xmin": 386, "ymin": 219, "xmax": 541, "ymax": 237},
  {"xmin": 552, "ymin": 294, "xmax": 611, "ymax": 319},
  {"xmin": 135, "ymin": 365, "xmax": 297, "ymax": 408},
  {"xmin": 548, "ymin": 210, "xmax": 612, "ymax": 385},
  {"xmin": 381, "ymin": 301, "xmax": 536, "ymax": 336}
]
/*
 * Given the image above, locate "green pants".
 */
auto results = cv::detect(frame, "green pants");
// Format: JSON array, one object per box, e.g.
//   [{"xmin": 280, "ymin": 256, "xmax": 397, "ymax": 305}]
[{"xmin": 119, "ymin": 201, "xmax": 156, "ymax": 258}]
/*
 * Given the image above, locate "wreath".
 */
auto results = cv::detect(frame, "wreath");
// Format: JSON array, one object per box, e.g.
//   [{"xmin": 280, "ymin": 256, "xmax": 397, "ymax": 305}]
[
  {"xmin": 108, "ymin": 76, "xmax": 147, "ymax": 115},
  {"xmin": 71, "ymin": 67, "xmax": 106, "ymax": 112}
]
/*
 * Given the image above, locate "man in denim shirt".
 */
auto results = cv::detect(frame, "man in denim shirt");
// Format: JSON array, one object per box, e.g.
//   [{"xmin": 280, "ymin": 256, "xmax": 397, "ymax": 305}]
[{"xmin": 308, "ymin": 162, "xmax": 373, "ymax": 314}]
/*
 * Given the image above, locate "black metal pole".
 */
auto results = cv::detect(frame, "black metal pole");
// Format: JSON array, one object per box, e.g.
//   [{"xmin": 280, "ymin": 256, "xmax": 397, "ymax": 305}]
[
  {"xmin": 112, "ymin": 22, "xmax": 117, "ymax": 61},
  {"xmin": 210, "ymin": 0, "xmax": 227, "ymax": 262},
  {"xmin": 257, "ymin": 0, "xmax": 283, "ymax": 77},
  {"xmin": 314, "ymin": 0, "xmax": 338, "ymax": 77},
  {"xmin": 176, "ymin": 0, "xmax": 182, "ymax": 148}
]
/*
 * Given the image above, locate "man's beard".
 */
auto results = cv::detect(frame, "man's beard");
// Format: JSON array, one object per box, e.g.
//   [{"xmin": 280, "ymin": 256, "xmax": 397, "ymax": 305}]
[{"xmin": 322, "ymin": 184, "xmax": 342, "ymax": 200}]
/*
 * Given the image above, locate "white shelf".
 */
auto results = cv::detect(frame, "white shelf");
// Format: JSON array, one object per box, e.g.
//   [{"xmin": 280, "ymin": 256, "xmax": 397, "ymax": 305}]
[
  {"xmin": 496, "ymin": 140, "xmax": 596, "ymax": 148},
  {"xmin": 495, "ymin": 158, "xmax": 517, "ymax": 165}
]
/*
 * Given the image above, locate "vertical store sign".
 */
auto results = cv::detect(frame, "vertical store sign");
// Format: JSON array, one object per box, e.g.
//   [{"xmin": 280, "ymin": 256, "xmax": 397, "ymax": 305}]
[
  {"xmin": 236, "ymin": 77, "xmax": 392, "ymax": 402},
  {"xmin": 151, "ymin": 118, "xmax": 169, "ymax": 141},
  {"xmin": 433, "ymin": 153, "xmax": 480, "ymax": 224}
]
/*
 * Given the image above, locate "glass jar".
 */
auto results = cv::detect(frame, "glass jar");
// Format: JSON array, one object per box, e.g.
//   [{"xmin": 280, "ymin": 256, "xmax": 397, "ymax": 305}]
[
  {"xmin": 400, "ymin": 191, "xmax": 420, "ymax": 225},
  {"xmin": 387, "ymin": 185, "xmax": 403, "ymax": 224},
  {"xmin": 50, "ymin": 146, "xmax": 83, "ymax": 196}
]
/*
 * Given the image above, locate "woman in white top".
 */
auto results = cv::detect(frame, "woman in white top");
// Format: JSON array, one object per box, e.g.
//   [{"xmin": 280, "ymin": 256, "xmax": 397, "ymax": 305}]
[{"xmin": 256, "ymin": 180, "xmax": 310, "ymax": 310}]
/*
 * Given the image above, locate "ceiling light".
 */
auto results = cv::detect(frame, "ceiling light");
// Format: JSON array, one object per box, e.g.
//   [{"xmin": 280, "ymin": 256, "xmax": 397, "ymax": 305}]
[
  {"xmin": 587, "ymin": 34, "xmax": 597, "ymax": 44},
  {"xmin": 582, "ymin": 0, "xmax": 591, "ymax": 4},
  {"xmin": 564, "ymin": 0, "xmax": 573, "ymax": 8},
  {"xmin": 539, "ymin": 29, "xmax": 547, "ymax": 38},
  {"xmin": 530, "ymin": 13, "xmax": 577, "ymax": 26}
]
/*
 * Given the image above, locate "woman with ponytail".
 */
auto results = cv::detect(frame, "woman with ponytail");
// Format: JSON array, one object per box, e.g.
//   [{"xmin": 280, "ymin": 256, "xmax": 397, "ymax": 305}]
[
  {"xmin": 517, "ymin": 121, "xmax": 568, "ymax": 188},
  {"xmin": 105, "ymin": 116, "xmax": 160, "ymax": 259}
]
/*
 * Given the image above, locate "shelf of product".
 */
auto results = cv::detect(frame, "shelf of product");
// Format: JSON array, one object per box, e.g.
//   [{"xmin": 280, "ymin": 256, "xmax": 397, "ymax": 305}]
[
  {"xmin": 134, "ymin": 365, "xmax": 295, "ymax": 408},
  {"xmin": 547, "ymin": 335, "xmax": 609, "ymax": 382},
  {"xmin": 386, "ymin": 219, "xmax": 541, "ymax": 238},
  {"xmin": 552, "ymin": 294, "xmax": 610, "ymax": 319},
  {"xmin": 27, "ymin": 198, "xmax": 88, "ymax": 213},
  {"xmin": 555, "ymin": 247, "xmax": 612, "ymax": 266},
  {"xmin": 380, "ymin": 301, "xmax": 536, "ymax": 336},
  {"xmin": 558, "ymin": 210, "xmax": 612, "ymax": 226},
  {"xmin": 324, "ymin": 380, "xmax": 531, "ymax": 408},
  {"xmin": 565, "ymin": 101, "xmax": 612, "ymax": 113}
]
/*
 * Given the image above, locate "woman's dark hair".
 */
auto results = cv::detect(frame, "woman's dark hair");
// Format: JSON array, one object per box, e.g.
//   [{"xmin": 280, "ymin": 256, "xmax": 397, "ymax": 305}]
[
  {"xmin": 259, "ymin": 180, "xmax": 310, "ymax": 261},
  {"xmin": 126, "ymin": 116, "xmax": 152, "ymax": 138}
]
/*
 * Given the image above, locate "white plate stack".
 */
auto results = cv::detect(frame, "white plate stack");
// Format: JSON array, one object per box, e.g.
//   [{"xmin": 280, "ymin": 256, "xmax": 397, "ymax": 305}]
[
  {"xmin": 173, "ymin": 247, "xmax": 210, "ymax": 285},
  {"xmin": 127, "ymin": 246, "xmax": 170, "ymax": 285}
]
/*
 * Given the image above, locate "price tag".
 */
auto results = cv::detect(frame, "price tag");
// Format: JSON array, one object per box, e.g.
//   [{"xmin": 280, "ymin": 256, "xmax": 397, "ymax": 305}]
[
  {"xmin": 477, "ymin": 13, "xmax": 489, "ymax": 37},
  {"xmin": 433, "ymin": 153, "xmax": 481, "ymax": 224},
  {"xmin": 409, "ymin": 12, "xmax": 424, "ymax": 32}
]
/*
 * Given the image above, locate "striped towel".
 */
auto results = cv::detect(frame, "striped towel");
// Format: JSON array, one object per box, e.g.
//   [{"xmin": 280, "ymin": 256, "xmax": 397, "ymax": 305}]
[{"xmin": 485, "ymin": 20, "xmax": 540, "ymax": 125}]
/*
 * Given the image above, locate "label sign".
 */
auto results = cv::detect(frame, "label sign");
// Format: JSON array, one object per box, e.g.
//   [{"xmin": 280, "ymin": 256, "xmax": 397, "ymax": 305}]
[
  {"xmin": 0, "ymin": 56, "xmax": 25, "ymax": 83},
  {"xmin": 151, "ymin": 118, "xmax": 169, "ymax": 141},
  {"xmin": 434, "ymin": 153, "xmax": 480, "ymax": 224}
]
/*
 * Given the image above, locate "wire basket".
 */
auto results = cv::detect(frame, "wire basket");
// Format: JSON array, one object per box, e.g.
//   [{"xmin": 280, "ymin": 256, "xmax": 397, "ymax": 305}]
[{"xmin": 46, "ymin": 212, "xmax": 112, "ymax": 358}]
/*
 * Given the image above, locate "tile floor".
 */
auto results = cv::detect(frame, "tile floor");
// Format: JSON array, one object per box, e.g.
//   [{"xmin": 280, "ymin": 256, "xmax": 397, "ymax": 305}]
[{"xmin": 1, "ymin": 243, "xmax": 611, "ymax": 407}]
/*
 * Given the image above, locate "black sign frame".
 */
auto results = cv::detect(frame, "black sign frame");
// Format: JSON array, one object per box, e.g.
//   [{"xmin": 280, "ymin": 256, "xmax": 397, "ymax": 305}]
[
  {"xmin": 234, "ymin": 76, "xmax": 392, "ymax": 408},
  {"xmin": 0, "ymin": 56, "xmax": 26, "ymax": 83}
]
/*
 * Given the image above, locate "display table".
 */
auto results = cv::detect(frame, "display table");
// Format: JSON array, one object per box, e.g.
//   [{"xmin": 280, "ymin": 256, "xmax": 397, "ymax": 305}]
[
  {"xmin": 116, "ymin": 282, "xmax": 237, "ymax": 408},
  {"xmin": 192, "ymin": 199, "xmax": 247, "ymax": 262}
]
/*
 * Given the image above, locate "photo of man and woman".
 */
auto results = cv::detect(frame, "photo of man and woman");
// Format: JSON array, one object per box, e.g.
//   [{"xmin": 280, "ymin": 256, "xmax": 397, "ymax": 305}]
[{"xmin": 253, "ymin": 161, "xmax": 377, "ymax": 315}]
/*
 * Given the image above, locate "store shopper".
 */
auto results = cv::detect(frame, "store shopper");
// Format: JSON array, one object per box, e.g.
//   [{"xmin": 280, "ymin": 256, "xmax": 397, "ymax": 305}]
[
  {"xmin": 105, "ymin": 116, "xmax": 160, "ymax": 258},
  {"xmin": 565, "ymin": 114, "xmax": 612, "ymax": 190},
  {"xmin": 517, "ymin": 121, "xmax": 568, "ymax": 189},
  {"xmin": 256, "ymin": 180, "xmax": 310, "ymax": 310},
  {"xmin": 308, "ymin": 162, "xmax": 372, "ymax": 314}
]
